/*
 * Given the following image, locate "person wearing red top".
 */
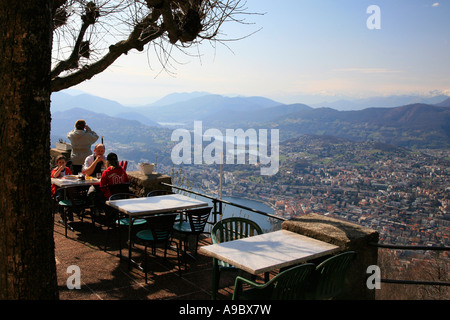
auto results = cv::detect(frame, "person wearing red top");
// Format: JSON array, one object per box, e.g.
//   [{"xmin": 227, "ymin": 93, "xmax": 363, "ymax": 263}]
[
  {"xmin": 100, "ymin": 153, "xmax": 129, "ymax": 200},
  {"xmin": 51, "ymin": 155, "xmax": 72, "ymax": 197},
  {"xmin": 51, "ymin": 155, "xmax": 73, "ymax": 220}
]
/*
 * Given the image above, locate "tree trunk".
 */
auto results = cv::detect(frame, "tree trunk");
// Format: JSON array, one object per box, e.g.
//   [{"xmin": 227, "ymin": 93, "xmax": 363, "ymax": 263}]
[{"xmin": 0, "ymin": 0, "xmax": 58, "ymax": 299}]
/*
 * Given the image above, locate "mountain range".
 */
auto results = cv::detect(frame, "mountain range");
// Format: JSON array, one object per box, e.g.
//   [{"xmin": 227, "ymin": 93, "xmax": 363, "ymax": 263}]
[
  {"xmin": 51, "ymin": 91, "xmax": 282, "ymax": 124},
  {"xmin": 310, "ymin": 94, "xmax": 450, "ymax": 110},
  {"xmin": 51, "ymin": 91, "xmax": 450, "ymax": 149}
]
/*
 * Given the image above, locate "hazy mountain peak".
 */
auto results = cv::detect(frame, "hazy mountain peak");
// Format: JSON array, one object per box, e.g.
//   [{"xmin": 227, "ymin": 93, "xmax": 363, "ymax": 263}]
[{"xmin": 148, "ymin": 91, "xmax": 211, "ymax": 107}]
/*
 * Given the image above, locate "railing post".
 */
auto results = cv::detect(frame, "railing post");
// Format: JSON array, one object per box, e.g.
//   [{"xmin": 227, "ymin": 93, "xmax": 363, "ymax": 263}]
[
  {"xmin": 211, "ymin": 200, "xmax": 223, "ymax": 225},
  {"xmin": 212, "ymin": 199, "xmax": 218, "ymax": 225}
]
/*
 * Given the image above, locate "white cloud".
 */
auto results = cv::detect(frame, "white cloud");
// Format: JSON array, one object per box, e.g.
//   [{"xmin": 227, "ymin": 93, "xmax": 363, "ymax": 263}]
[{"xmin": 432, "ymin": 3, "xmax": 439, "ymax": 7}]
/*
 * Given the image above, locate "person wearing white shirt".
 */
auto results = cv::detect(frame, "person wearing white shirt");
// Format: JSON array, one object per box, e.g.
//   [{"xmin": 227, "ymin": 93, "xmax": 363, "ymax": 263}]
[
  {"xmin": 83, "ymin": 144, "xmax": 106, "ymax": 213},
  {"xmin": 83, "ymin": 143, "xmax": 106, "ymax": 177}
]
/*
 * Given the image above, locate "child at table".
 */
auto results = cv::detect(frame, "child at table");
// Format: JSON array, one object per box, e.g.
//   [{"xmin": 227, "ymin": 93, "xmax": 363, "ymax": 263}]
[{"xmin": 51, "ymin": 155, "xmax": 72, "ymax": 198}]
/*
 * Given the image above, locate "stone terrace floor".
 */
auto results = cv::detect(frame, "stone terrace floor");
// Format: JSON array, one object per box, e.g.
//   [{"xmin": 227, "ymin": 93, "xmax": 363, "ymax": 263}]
[{"xmin": 53, "ymin": 213, "xmax": 269, "ymax": 300}]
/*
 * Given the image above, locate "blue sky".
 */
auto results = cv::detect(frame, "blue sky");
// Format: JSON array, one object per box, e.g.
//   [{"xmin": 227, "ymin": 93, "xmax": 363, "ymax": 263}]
[{"xmin": 69, "ymin": 0, "xmax": 450, "ymax": 105}]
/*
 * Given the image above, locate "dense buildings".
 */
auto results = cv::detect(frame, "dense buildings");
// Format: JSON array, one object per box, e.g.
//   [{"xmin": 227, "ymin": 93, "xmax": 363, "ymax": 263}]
[
  {"xmin": 165, "ymin": 136, "xmax": 450, "ymax": 250},
  {"xmin": 110, "ymin": 134, "xmax": 449, "ymax": 250}
]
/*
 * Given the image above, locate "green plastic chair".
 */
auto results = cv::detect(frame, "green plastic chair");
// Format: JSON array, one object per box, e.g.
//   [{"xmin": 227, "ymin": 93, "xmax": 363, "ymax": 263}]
[
  {"xmin": 106, "ymin": 193, "xmax": 146, "ymax": 253},
  {"xmin": 109, "ymin": 193, "xmax": 147, "ymax": 227},
  {"xmin": 310, "ymin": 251, "xmax": 356, "ymax": 300},
  {"xmin": 172, "ymin": 206, "xmax": 212, "ymax": 256},
  {"xmin": 232, "ymin": 263, "xmax": 316, "ymax": 300},
  {"xmin": 136, "ymin": 213, "xmax": 181, "ymax": 283},
  {"xmin": 210, "ymin": 217, "xmax": 263, "ymax": 300},
  {"xmin": 58, "ymin": 185, "xmax": 92, "ymax": 237}
]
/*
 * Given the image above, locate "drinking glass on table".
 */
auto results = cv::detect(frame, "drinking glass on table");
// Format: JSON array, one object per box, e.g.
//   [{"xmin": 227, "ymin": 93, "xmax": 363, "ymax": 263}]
[{"xmin": 96, "ymin": 172, "xmax": 102, "ymax": 179}]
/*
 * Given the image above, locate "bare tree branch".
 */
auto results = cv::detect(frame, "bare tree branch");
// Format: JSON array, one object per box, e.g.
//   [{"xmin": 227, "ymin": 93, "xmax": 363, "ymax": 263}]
[
  {"xmin": 51, "ymin": 2, "xmax": 100, "ymax": 78},
  {"xmin": 50, "ymin": 0, "xmax": 257, "ymax": 92}
]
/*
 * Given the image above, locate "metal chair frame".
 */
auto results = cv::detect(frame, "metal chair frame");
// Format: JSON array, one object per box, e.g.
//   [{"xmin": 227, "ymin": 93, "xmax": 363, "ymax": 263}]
[
  {"xmin": 210, "ymin": 217, "xmax": 263, "ymax": 299},
  {"xmin": 58, "ymin": 185, "xmax": 92, "ymax": 237},
  {"xmin": 172, "ymin": 206, "xmax": 212, "ymax": 257},
  {"xmin": 136, "ymin": 213, "xmax": 182, "ymax": 283},
  {"xmin": 104, "ymin": 193, "xmax": 146, "ymax": 253}
]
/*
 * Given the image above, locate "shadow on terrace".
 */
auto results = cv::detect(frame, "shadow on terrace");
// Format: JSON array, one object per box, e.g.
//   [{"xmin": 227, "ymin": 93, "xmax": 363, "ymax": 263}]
[{"xmin": 54, "ymin": 214, "xmax": 239, "ymax": 300}]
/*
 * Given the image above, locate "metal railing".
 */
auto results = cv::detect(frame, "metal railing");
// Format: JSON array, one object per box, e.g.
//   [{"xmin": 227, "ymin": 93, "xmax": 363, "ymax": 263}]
[
  {"xmin": 160, "ymin": 182, "xmax": 286, "ymax": 229},
  {"xmin": 370, "ymin": 242, "xmax": 450, "ymax": 287}
]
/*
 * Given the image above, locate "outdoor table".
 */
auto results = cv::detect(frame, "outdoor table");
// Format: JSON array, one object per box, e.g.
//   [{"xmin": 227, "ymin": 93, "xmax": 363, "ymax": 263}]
[
  {"xmin": 51, "ymin": 176, "xmax": 100, "ymax": 234},
  {"xmin": 200, "ymin": 229, "xmax": 340, "ymax": 296},
  {"xmin": 51, "ymin": 176, "xmax": 100, "ymax": 205},
  {"xmin": 51, "ymin": 175, "xmax": 100, "ymax": 188},
  {"xmin": 105, "ymin": 193, "xmax": 209, "ymax": 269}
]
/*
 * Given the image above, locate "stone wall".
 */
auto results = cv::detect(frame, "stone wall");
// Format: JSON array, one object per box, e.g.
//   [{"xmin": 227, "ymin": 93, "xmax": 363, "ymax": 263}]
[
  {"xmin": 127, "ymin": 171, "xmax": 172, "ymax": 197},
  {"xmin": 50, "ymin": 148, "xmax": 71, "ymax": 167},
  {"xmin": 282, "ymin": 213, "xmax": 379, "ymax": 300}
]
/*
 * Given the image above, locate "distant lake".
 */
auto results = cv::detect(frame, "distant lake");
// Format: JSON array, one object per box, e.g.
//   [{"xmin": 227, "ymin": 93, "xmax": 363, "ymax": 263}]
[
  {"xmin": 222, "ymin": 196, "xmax": 282, "ymax": 232},
  {"xmin": 190, "ymin": 193, "xmax": 282, "ymax": 232},
  {"xmin": 158, "ymin": 122, "xmax": 186, "ymax": 126}
]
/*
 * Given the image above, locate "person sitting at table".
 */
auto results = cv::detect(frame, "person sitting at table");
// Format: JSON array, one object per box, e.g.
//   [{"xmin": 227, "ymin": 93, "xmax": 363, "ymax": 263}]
[
  {"xmin": 51, "ymin": 155, "xmax": 72, "ymax": 199},
  {"xmin": 92, "ymin": 152, "xmax": 129, "ymax": 213},
  {"xmin": 51, "ymin": 155, "xmax": 73, "ymax": 220},
  {"xmin": 100, "ymin": 153, "xmax": 129, "ymax": 200},
  {"xmin": 83, "ymin": 143, "xmax": 106, "ymax": 177},
  {"xmin": 84, "ymin": 144, "xmax": 106, "ymax": 212},
  {"xmin": 67, "ymin": 119, "xmax": 99, "ymax": 174}
]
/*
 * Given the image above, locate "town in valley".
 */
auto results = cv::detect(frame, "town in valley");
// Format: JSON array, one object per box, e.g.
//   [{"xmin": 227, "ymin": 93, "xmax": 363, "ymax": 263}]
[{"xmin": 143, "ymin": 135, "xmax": 450, "ymax": 252}]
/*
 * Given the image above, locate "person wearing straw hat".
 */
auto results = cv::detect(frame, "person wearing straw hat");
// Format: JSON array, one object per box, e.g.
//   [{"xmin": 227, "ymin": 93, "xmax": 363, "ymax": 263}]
[{"xmin": 67, "ymin": 119, "xmax": 99, "ymax": 174}]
